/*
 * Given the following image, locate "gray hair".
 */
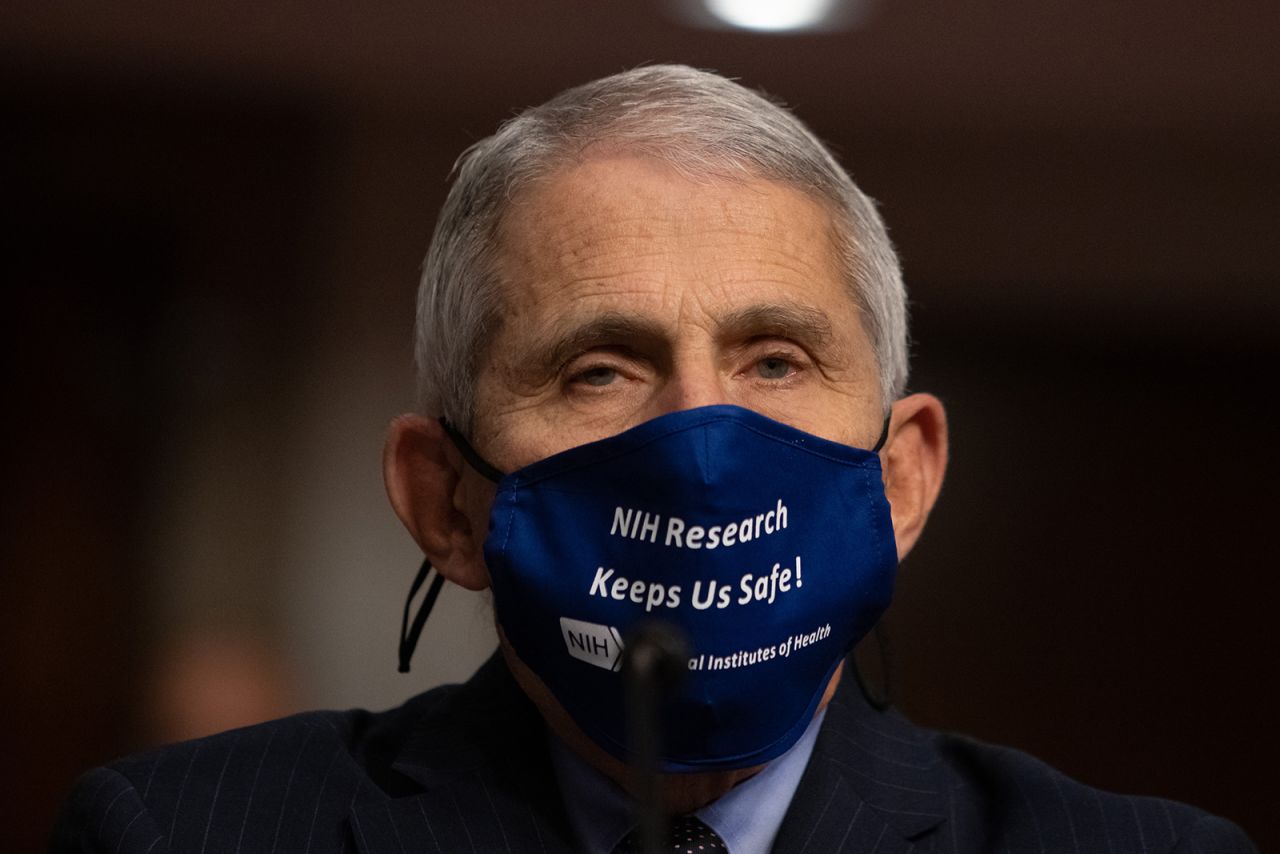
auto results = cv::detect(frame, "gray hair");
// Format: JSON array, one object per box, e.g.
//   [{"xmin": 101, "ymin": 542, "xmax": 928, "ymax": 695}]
[{"xmin": 417, "ymin": 64, "xmax": 908, "ymax": 430}]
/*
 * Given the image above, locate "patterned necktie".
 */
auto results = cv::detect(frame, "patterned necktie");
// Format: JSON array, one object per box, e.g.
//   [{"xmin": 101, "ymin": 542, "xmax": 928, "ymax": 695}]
[{"xmin": 612, "ymin": 814, "xmax": 729, "ymax": 854}]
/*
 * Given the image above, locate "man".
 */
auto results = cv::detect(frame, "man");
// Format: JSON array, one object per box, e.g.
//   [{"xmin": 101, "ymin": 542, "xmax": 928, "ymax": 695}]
[{"xmin": 54, "ymin": 65, "xmax": 1254, "ymax": 853}]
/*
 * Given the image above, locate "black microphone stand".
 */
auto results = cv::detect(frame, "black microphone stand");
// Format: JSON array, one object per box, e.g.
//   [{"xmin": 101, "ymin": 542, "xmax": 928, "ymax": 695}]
[{"xmin": 621, "ymin": 621, "xmax": 690, "ymax": 854}]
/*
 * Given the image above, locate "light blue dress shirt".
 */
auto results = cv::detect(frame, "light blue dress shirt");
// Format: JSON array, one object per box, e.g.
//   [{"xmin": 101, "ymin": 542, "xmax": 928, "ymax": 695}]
[{"xmin": 549, "ymin": 708, "xmax": 826, "ymax": 854}]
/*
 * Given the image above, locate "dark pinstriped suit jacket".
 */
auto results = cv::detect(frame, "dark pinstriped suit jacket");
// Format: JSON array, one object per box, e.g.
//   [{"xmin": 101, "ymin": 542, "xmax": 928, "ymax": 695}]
[{"xmin": 52, "ymin": 653, "xmax": 1255, "ymax": 853}]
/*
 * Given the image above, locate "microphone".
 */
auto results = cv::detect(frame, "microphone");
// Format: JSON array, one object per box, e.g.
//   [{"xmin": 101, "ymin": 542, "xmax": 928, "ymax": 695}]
[{"xmin": 621, "ymin": 620, "xmax": 691, "ymax": 854}]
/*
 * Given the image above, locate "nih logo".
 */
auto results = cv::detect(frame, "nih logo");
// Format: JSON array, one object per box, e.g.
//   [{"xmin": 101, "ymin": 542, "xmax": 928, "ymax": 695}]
[{"xmin": 560, "ymin": 617, "xmax": 625, "ymax": 671}]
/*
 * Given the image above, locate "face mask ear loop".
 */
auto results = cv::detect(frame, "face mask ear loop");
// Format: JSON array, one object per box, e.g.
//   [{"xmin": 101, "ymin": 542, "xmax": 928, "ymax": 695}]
[
  {"xmin": 398, "ymin": 557, "xmax": 446, "ymax": 673},
  {"xmin": 851, "ymin": 621, "xmax": 894, "ymax": 712},
  {"xmin": 871, "ymin": 413, "xmax": 892, "ymax": 453},
  {"xmin": 398, "ymin": 420, "xmax": 502, "ymax": 672},
  {"xmin": 438, "ymin": 417, "xmax": 505, "ymax": 483}
]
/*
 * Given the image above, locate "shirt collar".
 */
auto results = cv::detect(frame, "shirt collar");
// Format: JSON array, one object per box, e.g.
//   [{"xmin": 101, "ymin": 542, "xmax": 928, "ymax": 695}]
[{"xmin": 549, "ymin": 708, "xmax": 826, "ymax": 854}]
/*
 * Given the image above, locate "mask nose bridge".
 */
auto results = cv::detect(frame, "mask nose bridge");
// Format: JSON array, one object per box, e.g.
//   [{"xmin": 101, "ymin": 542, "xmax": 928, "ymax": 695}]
[
  {"xmin": 686, "ymin": 414, "xmax": 744, "ymax": 492},
  {"xmin": 692, "ymin": 418, "xmax": 714, "ymax": 487}
]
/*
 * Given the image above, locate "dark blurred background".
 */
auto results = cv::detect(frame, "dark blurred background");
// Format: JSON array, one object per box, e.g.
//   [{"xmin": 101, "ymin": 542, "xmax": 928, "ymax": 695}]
[{"xmin": 3, "ymin": 0, "xmax": 1277, "ymax": 849}]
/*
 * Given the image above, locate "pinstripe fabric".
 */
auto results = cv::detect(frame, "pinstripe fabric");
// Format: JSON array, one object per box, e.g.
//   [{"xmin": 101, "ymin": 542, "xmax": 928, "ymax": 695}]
[{"xmin": 52, "ymin": 654, "xmax": 1256, "ymax": 853}]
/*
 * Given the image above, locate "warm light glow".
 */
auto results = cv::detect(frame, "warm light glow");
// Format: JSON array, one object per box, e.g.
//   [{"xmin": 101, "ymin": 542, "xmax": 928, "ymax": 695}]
[{"xmin": 703, "ymin": 0, "xmax": 844, "ymax": 32}]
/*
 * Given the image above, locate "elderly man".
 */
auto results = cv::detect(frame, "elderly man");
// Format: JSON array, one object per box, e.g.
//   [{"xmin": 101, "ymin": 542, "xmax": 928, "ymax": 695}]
[{"xmin": 54, "ymin": 66, "xmax": 1253, "ymax": 853}]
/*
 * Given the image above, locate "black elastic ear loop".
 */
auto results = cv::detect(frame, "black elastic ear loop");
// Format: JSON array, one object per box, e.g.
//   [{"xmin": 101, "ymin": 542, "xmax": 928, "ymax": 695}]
[
  {"xmin": 871, "ymin": 413, "xmax": 892, "ymax": 453},
  {"xmin": 854, "ymin": 415, "xmax": 893, "ymax": 709},
  {"xmin": 398, "ymin": 419, "xmax": 504, "ymax": 673},
  {"xmin": 398, "ymin": 558, "xmax": 446, "ymax": 673},
  {"xmin": 438, "ymin": 418, "xmax": 505, "ymax": 483},
  {"xmin": 850, "ymin": 622, "xmax": 894, "ymax": 712}
]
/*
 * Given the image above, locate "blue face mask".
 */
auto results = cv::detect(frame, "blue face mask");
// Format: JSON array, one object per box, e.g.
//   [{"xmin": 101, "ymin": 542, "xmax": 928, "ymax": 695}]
[{"xmin": 401, "ymin": 404, "xmax": 896, "ymax": 772}]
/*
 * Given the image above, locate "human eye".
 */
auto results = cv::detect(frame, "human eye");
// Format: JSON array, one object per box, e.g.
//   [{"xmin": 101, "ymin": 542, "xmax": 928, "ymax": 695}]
[
  {"xmin": 576, "ymin": 365, "xmax": 619, "ymax": 387},
  {"xmin": 741, "ymin": 340, "xmax": 809, "ymax": 386},
  {"xmin": 562, "ymin": 350, "xmax": 640, "ymax": 395},
  {"xmin": 755, "ymin": 355, "xmax": 795, "ymax": 380}
]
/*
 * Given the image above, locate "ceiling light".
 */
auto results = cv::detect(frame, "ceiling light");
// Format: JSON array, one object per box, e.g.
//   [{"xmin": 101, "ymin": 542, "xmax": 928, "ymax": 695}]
[{"xmin": 700, "ymin": 0, "xmax": 855, "ymax": 33}]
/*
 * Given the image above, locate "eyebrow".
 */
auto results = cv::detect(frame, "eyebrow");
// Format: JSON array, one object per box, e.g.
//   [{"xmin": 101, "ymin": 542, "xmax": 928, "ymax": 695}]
[
  {"xmin": 714, "ymin": 303, "xmax": 834, "ymax": 350},
  {"xmin": 518, "ymin": 301, "xmax": 837, "ymax": 382},
  {"xmin": 526, "ymin": 311, "xmax": 670, "ymax": 377}
]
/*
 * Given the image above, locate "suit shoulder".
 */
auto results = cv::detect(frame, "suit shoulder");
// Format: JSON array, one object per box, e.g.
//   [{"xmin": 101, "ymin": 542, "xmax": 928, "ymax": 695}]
[
  {"xmin": 106, "ymin": 685, "xmax": 458, "ymax": 790},
  {"xmin": 55, "ymin": 687, "xmax": 461, "ymax": 853},
  {"xmin": 51, "ymin": 765, "xmax": 167, "ymax": 853},
  {"xmin": 105, "ymin": 708, "xmax": 366, "ymax": 801},
  {"xmin": 934, "ymin": 733, "xmax": 1256, "ymax": 853},
  {"xmin": 1169, "ymin": 814, "xmax": 1258, "ymax": 854}
]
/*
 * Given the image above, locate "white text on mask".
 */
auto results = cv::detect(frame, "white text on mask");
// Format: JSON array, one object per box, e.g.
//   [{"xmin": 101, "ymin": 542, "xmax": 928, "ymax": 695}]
[{"xmin": 609, "ymin": 499, "xmax": 788, "ymax": 550}]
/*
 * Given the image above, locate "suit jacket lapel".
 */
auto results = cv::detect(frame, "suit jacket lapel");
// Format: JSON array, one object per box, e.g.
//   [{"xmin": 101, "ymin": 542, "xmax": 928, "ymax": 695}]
[
  {"xmin": 774, "ymin": 668, "xmax": 950, "ymax": 853},
  {"xmin": 351, "ymin": 654, "xmax": 577, "ymax": 854}
]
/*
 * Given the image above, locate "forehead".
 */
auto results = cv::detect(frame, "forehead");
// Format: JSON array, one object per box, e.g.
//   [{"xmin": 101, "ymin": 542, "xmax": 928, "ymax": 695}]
[{"xmin": 492, "ymin": 154, "xmax": 854, "ymax": 325}]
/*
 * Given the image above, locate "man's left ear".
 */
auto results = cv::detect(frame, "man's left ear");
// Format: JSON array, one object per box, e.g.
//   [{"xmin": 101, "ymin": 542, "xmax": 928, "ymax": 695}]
[
  {"xmin": 880, "ymin": 393, "xmax": 949, "ymax": 561},
  {"xmin": 383, "ymin": 414, "xmax": 492, "ymax": 590}
]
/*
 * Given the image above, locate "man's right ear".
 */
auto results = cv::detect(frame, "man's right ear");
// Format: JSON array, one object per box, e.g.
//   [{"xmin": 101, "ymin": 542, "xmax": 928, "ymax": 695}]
[{"xmin": 383, "ymin": 414, "xmax": 491, "ymax": 591}]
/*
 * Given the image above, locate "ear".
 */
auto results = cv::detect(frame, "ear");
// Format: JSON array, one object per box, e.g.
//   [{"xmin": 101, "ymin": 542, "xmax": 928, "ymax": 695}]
[
  {"xmin": 881, "ymin": 393, "xmax": 949, "ymax": 561},
  {"xmin": 383, "ymin": 414, "xmax": 491, "ymax": 590}
]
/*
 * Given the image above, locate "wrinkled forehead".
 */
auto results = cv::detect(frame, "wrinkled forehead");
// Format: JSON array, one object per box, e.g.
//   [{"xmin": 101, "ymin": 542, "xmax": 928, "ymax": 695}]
[{"xmin": 488, "ymin": 153, "xmax": 851, "ymax": 314}]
